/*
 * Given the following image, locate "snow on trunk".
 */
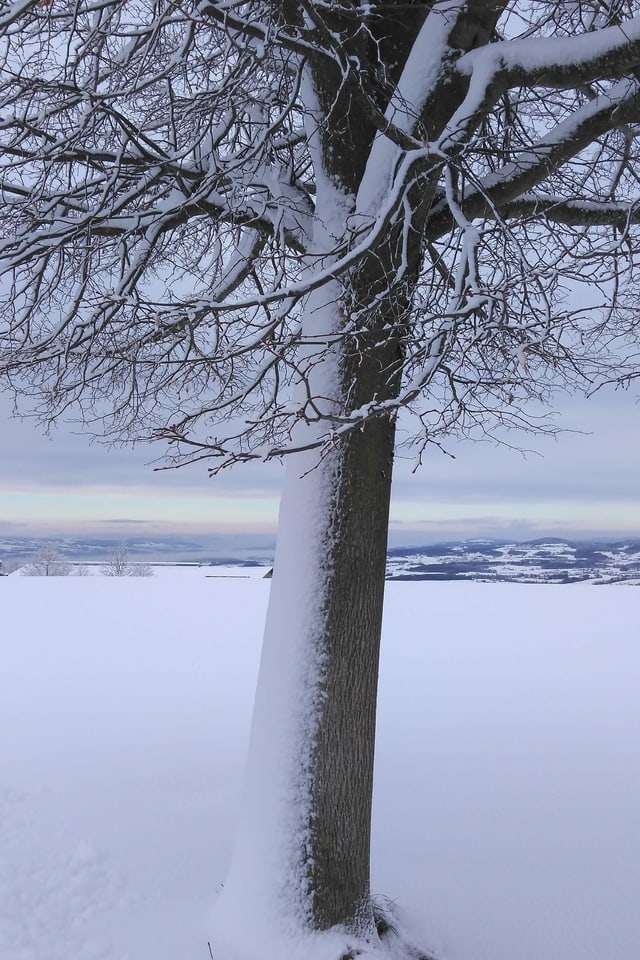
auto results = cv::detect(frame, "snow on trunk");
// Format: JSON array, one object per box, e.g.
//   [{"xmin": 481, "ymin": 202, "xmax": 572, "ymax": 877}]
[
  {"xmin": 209, "ymin": 450, "xmax": 345, "ymax": 959},
  {"xmin": 209, "ymin": 157, "xmax": 398, "ymax": 957},
  {"xmin": 210, "ymin": 392, "xmax": 397, "ymax": 960}
]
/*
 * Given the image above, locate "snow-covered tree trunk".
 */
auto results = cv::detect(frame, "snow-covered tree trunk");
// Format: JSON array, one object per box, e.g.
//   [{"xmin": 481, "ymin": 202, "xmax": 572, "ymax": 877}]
[
  {"xmin": 215, "ymin": 421, "xmax": 397, "ymax": 953},
  {"xmin": 211, "ymin": 46, "xmax": 431, "ymax": 946},
  {"xmin": 213, "ymin": 276, "xmax": 401, "ymax": 959}
]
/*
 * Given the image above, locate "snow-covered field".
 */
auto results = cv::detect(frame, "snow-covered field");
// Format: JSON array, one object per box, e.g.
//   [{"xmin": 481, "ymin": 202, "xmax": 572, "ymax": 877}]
[{"xmin": 2, "ymin": 574, "xmax": 638, "ymax": 960}]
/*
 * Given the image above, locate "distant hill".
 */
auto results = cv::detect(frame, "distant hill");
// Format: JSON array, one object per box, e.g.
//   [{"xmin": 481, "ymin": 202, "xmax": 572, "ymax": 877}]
[
  {"xmin": 386, "ymin": 539, "xmax": 640, "ymax": 584},
  {"xmin": 3, "ymin": 534, "xmax": 640, "ymax": 583},
  {"xmin": 0, "ymin": 534, "xmax": 275, "ymax": 566}
]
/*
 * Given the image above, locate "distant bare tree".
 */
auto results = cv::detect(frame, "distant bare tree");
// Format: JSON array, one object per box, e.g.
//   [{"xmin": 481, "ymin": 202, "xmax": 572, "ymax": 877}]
[
  {"xmin": 22, "ymin": 544, "xmax": 72, "ymax": 577},
  {"xmin": 103, "ymin": 543, "xmax": 153, "ymax": 576},
  {"xmin": 102, "ymin": 542, "xmax": 132, "ymax": 576}
]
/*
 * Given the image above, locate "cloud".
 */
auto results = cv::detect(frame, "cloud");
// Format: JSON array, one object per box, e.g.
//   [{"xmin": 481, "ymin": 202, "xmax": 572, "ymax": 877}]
[{"xmin": 95, "ymin": 518, "xmax": 157, "ymax": 525}]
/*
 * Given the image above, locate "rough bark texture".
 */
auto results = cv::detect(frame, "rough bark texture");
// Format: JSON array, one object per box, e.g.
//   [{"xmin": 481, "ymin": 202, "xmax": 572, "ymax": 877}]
[
  {"xmin": 303, "ymin": 189, "xmax": 420, "ymax": 937},
  {"xmin": 306, "ymin": 415, "xmax": 396, "ymax": 931}
]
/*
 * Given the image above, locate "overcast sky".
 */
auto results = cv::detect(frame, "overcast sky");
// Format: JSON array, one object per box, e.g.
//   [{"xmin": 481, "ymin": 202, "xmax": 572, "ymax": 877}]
[{"xmin": 1, "ymin": 383, "xmax": 639, "ymax": 544}]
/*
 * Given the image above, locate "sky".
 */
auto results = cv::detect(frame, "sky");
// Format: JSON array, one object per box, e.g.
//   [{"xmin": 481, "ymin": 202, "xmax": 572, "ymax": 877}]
[{"xmin": 2, "ymin": 384, "xmax": 640, "ymax": 546}]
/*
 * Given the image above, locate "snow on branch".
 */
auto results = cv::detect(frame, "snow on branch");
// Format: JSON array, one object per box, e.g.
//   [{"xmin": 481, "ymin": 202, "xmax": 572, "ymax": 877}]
[
  {"xmin": 428, "ymin": 76, "xmax": 640, "ymax": 238},
  {"xmin": 2, "ymin": 1, "xmax": 640, "ymax": 465},
  {"xmin": 457, "ymin": 14, "xmax": 640, "ymax": 90}
]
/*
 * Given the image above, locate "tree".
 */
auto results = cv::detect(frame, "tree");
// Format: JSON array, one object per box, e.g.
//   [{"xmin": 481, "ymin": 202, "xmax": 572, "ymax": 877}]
[
  {"xmin": 22, "ymin": 543, "xmax": 72, "ymax": 577},
  {"xmin": 2, "ymin": 1, "xmax": 640, "ymax": 955},
  {"xmin": 103, "ymin": 542, "xmax": 133, "ymax": 576},
  {"xmin": 102, "ymin": 541, "xmax": 154, "ymax": 575},
  {"xmin": 103, "ymin": 542, "xmax": 154, "ymax": 575}
]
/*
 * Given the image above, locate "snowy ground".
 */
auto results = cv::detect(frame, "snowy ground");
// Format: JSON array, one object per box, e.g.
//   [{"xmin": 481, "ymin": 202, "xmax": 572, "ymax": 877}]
[{"xmin": 1, "ymin": 574, "xmax": 638, "ymax": 960}]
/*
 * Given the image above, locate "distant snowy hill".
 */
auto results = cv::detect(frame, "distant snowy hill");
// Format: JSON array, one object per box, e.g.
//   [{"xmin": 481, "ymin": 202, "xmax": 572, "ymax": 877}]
[
  {"xmin": 386, "ymin": 539, "xmax": 640, "ymax": 584},
  {"xmin": 0, "ymin": 533, "xmax": 275, "ymax": 566},
  {"xmin": 3, "ymin": 535, "xmax": 640, "ymax": 583}
]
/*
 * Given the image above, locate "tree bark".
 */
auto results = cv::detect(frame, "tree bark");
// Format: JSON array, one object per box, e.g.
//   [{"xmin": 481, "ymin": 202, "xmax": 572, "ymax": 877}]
[
  {"xmin": 305, "ymin": 413, "xmax": 396, "ymax": 932},
  {"xmin": 210, "ymin": 70, "xmax": 423, "ymax": 955},
  {"xmin": 211, "ymin": 257, "xmax": 402, "ymax": 948}
]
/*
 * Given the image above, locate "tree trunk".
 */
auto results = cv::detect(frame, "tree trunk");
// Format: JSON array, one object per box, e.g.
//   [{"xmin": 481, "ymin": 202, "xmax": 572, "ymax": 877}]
[
  {"xmin": 211, "ymin": 30, "xmax": 424, "ymax": 956},
  {"xmin": 305, "ymin": 412, "xmax": 396, "ymax": 933},
  {"xmin": 210, "ymin": 296, "xmax": 399, "ymax": 956}
]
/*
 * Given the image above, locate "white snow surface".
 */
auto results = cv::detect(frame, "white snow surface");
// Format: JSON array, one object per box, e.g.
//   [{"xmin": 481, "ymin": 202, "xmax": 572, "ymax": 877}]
[{"xmin": 2, "ymin": 574, "xmax": 639, "ymax": 960}]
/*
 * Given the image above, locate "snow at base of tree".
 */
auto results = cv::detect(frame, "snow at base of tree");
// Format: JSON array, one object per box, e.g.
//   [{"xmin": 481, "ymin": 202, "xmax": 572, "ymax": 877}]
[{"xmin": 1, "ymin": 574, "xmax": 638, "ymax": 960}]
